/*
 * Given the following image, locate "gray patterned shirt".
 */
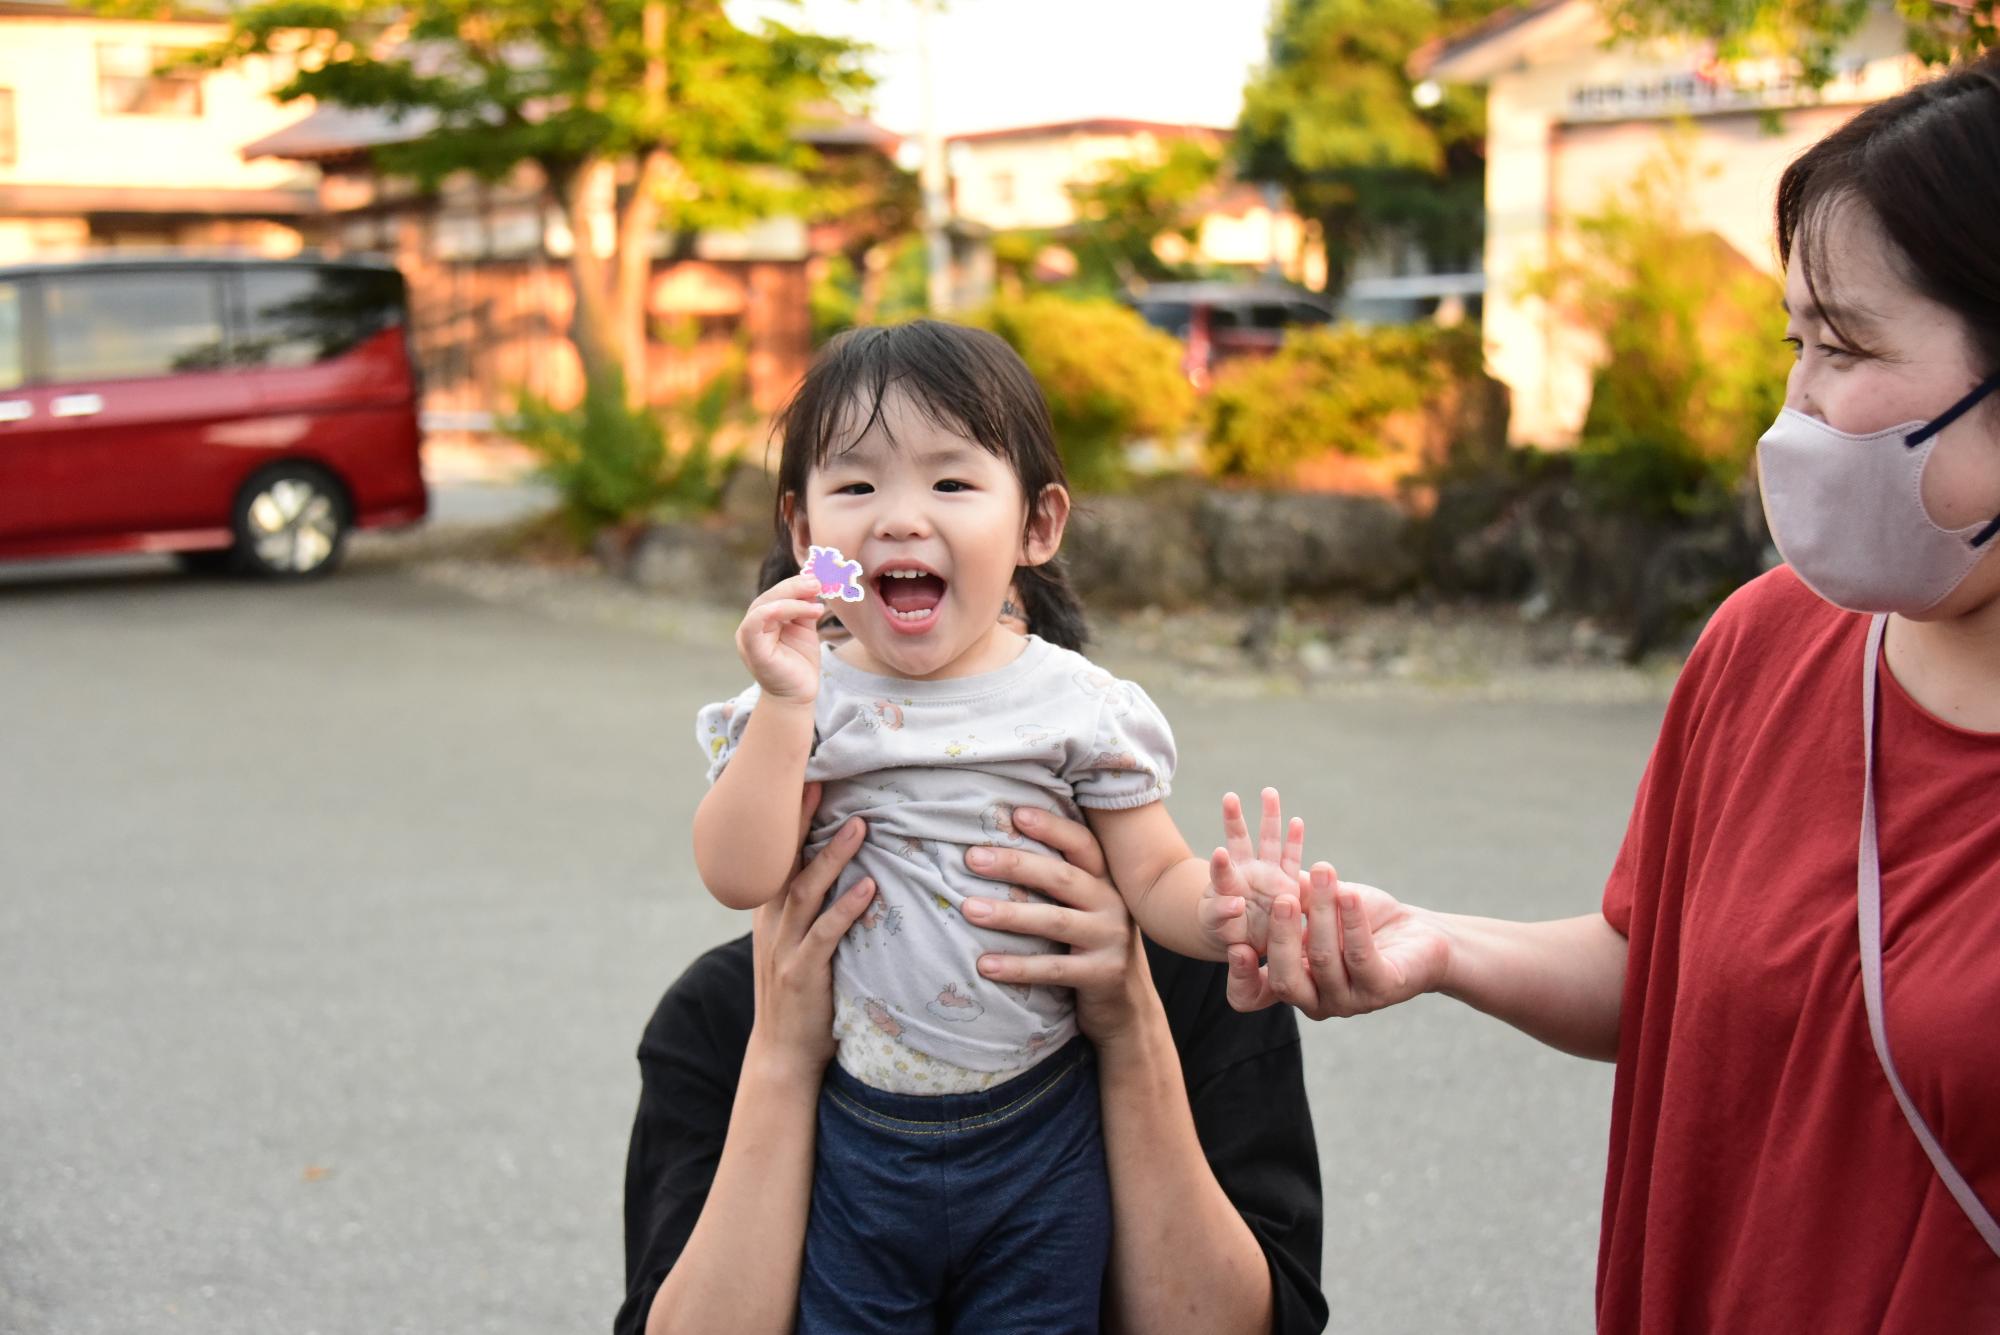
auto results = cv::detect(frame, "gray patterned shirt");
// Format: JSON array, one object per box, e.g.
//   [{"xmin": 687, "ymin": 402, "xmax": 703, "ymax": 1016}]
[{"xmin": 697, "ymin": 635, "xmax": 1176, "ymax": 1092}]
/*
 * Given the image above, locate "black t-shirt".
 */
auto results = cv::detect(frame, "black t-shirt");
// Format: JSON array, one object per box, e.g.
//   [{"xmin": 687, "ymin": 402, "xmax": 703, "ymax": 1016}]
[{"xmin": 616, "ymin": 935, "xmax": 1327, "ymax": 1334}]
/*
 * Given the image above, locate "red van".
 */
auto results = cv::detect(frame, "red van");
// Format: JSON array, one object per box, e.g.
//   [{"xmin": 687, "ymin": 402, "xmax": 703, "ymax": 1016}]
[{"xmin": 0, "ymin": 255, "xmax": 427, "ymax": 577}]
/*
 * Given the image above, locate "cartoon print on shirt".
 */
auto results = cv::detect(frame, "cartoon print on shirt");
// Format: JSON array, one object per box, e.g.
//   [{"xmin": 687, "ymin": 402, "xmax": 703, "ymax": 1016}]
[
  {"xmin": 927, "ymin": 983, "xmax": 985, "ymax": 1023},
  {"xmin": 858, "ymin": 896, "xmax": 903, "ymax": 937},
  {"xmin": 943, "ymin": 736, "xmax": 977, "ymax": 759},
  {"xmin": 1084, "ymin": 749, "xmax": 1147, "ymax": 775},
  {"xmin": 1016, "ymin": 1028, "xmax": 1059, "ymax": 1060},
  {"xmin": 863, "ymin": 698, "xmax": 905, "ymax": 732},
  {"xmin": 1015, "ymin": 722, "xmax": 1054, "ymax": 747},
  {"xmin": 863, "ymin": 998, "xmax": 905, "ymax": 1039},
  {"xmin": 1072, "ymin": 668, "xmax": 1135, "ymax": 716},
  {"xmin": 981, "ymin": 802, "xmax": 1027, "ymax": 847}
]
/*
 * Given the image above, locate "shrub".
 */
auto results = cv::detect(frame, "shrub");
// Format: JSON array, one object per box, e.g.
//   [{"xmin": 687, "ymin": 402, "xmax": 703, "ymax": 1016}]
[
  {"xmin": 513, "ymin": 356, "xmax": 745, "ymax": 540},
  {"xmin": 1202, "ymin": 322, "xmax": 1486, "ymax": 483},
  {"xmin": 968, "ymin": 295, "xmax": 1195, "ymax": 489},
  {"xmin": 1529, "ymin": 136, "xmax": 1789, "ymax": 520}
]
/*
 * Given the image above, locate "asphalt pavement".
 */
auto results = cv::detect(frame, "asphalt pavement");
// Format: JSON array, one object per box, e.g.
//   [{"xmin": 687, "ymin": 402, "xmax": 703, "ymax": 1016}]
[{"xmin": 0, "ymin": 532, "xmax": 1665, "ymax": 1334}]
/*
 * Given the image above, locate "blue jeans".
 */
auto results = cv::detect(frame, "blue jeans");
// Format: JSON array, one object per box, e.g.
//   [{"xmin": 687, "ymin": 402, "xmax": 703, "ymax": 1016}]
[{"xmin": 797, "ymin": 1038, "xmax": 1111, "ymax": 1334}]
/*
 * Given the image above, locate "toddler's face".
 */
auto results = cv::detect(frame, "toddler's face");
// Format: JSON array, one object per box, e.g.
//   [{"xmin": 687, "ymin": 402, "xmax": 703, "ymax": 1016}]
[{"xmin": 792, "ymin": 389, "xmax": 1058, "ymax": 680}]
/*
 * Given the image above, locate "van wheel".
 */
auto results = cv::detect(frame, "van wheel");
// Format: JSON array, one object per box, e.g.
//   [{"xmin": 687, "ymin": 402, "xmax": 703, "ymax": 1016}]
[{"xmin": 233, "ymin": 464, "xmax": 349, "ymax": 578}]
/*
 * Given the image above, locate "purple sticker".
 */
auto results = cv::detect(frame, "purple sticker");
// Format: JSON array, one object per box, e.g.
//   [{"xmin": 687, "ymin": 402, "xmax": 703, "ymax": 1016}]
[{"xmin": 804, "ymin": 545, "xmax": 866, "ymax": 602}]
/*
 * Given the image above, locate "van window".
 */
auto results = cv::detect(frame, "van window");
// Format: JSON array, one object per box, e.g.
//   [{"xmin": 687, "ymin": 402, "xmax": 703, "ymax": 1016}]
[
  {"xmin": 0, "ymin": 282, "xmax": 23, "ymax": 392},
  {"xmin": 1135, "ymin": 301, "xmax": 1193, "ymax": 338},
  {"xmin": 44, "ymin": 271, "xmax": 227, "ymax": 382},
  {"xmin": 238, "ymin": 267, "xmax": 404, "ymax": 368}
]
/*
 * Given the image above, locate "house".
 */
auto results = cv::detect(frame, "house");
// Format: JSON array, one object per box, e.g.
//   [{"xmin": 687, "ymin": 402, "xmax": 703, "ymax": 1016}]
[
  {"xmin": 943, "ymin": 117, "xmax": 1325, "ymax": 291},
  {"xmin": 1422, "ymin": 0, "xmax": 1926, "ymax": 445},
  {"xmin": 241, "ymin": 102, "xmax": 900, "ymax": 420},
  {"xmin": 0, "ymin": 0, "xmax": 317, "ymax": 261}
]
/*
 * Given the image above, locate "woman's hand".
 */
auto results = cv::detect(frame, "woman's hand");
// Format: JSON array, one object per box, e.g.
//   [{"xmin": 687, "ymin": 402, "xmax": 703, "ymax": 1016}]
[
  {"xmin": 958, "ymin": 806, "xmax": 1158, "ymax": 1048},
  {"xmin": 735, "ymin": 571, "xmax": 827, "ymax": 703},
  {"xmin": 746, "ymin": 783, "xmax": 877, "ymax": 1076},
  {"xmin": 1226, "ymin": 862, "xmax": 1453, "ymax": 1020}
]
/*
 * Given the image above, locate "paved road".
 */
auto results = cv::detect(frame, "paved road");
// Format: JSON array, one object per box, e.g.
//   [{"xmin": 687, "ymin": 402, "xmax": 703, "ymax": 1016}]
[{"xmin": 0, "ymin": 547, "xmax": 1665, "ymax": 1334}]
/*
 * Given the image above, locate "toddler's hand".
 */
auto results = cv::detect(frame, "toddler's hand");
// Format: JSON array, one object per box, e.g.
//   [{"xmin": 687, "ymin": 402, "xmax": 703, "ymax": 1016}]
[
  {"xmin": 736, "ymin": 572, "xmax": 829, "ymax": 703},
  {"xmin": 1200, "ymin": 788, "xmax": 1307, "ymax": 955}
]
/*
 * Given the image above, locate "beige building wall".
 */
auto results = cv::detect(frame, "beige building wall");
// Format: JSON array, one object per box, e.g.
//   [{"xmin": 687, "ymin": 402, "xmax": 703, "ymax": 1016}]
[
  {"xmin": 1440, "ymin": 2, "xmax": 1921, "ymax": 445},
  {"xmin": 0, "ymin": 9, "xmax": 315, "ymax": 261},
  {"xmin": 950, "ymin": 128, "xmax": 1188, "ymax": 232}
]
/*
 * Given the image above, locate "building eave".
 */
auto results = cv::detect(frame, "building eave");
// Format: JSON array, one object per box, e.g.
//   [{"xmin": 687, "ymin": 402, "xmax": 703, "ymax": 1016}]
[{"xmin": 1419, "ymin": 0, "xmax": 1602, "ymax": 83}]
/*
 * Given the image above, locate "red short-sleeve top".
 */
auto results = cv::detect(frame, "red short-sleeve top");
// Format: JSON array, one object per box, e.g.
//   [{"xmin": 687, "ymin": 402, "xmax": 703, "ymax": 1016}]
[{"xmin": 1598, "ymin": 566, "xmax": 2000, "ymax": 1332}]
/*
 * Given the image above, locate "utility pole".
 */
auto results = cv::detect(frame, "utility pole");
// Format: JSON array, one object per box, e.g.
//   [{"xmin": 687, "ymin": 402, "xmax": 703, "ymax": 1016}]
[{"xmin": 915, "ymin": 0, "xmax": 951, "ymax": 314}]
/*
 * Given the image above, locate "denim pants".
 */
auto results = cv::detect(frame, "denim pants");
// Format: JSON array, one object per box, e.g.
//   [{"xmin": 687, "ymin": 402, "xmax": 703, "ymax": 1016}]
[{"xmin": 796, "ymin": 1038, "xmax": 1111, "ymax": 1334}]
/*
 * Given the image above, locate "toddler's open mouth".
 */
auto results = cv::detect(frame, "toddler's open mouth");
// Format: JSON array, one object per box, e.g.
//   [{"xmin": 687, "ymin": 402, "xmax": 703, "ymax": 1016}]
[{"xmin": 874, "ymin": 564, "xmax": 947, "ymax": 630}]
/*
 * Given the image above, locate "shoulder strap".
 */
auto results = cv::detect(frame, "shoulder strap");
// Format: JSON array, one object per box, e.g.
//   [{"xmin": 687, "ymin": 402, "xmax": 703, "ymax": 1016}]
[{"xmin": 1858, "ymin": 613, "xmax": 2000, "ymax": 1258}]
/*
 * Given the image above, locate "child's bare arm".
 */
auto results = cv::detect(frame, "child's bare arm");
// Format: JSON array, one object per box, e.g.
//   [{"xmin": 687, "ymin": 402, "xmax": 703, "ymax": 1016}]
[
  {"xmin": 693, "ymin": 572, "xmax": 827, "ymax": 910},
  {"xmin": 1086, "ymin": 803, "xmax": 1248, "ymax": 961},
  {"xmin": 693, "ymin": 700, "xmax": 817, "ymax": 909}
]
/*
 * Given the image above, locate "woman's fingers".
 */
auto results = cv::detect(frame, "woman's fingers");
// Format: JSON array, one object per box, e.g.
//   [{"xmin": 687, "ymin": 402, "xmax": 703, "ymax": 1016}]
[
  {"xmin": 803, "ymin": 877, "xmax": 876, "ymax": 956},
  {"xmin": 1258, "ymin": 787, "xmax": 1285, "ymax": 864},
  {"xmin": 1333, "ymin": 883, "xmax": 1394, "ymax": 1000},
  {"xmin": 1226, "ymin": 944, "xmax": 1277, "ymax": 1012},
  {"xmin": 1303, "ymin": 863, "xmax": 1344, "ymax": 991},
  {"xmin": 1010, "ymin": 805, "xmax": 1108, "ymax": 879},
  {"xmin": 1221, "ymin": 791, "xmax": 1255, "ymax": 865},
  {"xmin": 777, "ymin": 816, "xmax": 866, "ymax": 939},
  {"xmin": 963, "ymin": 842, "xmax": 1098, "ymax": 909},
  {"xmin": 977, "ymin": 949, "xmax": 1103, "ymax": 989},
  {"xmin": 960, "ymin": 896, "xmax": 1106, "ymax": 948},
  {"xmin": 1263, "ymin": 895, "xmax": 1319, "ymax": 1012}
]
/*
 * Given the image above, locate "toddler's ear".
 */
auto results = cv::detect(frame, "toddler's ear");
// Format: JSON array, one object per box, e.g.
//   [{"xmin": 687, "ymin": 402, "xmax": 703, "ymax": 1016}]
[
  {"xmin": 1021, "ymin": 483, "xmax": 1070, "ymax": 567},
  {"xmin": 783, "ymin": 494, "xmax": 811, "ymax": 565}
]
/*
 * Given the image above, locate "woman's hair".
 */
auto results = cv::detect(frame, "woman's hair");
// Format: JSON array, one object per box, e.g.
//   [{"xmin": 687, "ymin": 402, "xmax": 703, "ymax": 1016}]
[
  {"xmin": 1776, "ymin": 50, "xmax": 2000, "ymax": 378},
  {"xmin": 764, "ymin": 320, "xmax": 1090, "ymax": 651}
]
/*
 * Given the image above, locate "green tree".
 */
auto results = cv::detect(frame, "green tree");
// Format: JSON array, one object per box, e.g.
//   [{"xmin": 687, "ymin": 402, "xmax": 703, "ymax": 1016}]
[
  {"xmin": 126, "ymin": 0, "xmax": 868, "ymax": 403},
  {"xmin": 1602, "ymin": 0, "xmax": 1994, "ymax": 85},
  {"xmin": 1065, "ymin": 138, "xmax": 1223, "ymax": 289},
  {"xmin": 1235, "ymin": 0, "xmax": 1507, "ymax": 296}
]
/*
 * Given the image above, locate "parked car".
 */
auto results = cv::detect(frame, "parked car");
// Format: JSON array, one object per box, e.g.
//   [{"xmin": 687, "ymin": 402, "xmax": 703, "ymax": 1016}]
[
  {"xmin": 1126, "ymin": 281, "xmax": 1333, "ymax": 390},
  {"xmin": 0, "ymin": 254, "xmax": 427, "ymax": 577}
]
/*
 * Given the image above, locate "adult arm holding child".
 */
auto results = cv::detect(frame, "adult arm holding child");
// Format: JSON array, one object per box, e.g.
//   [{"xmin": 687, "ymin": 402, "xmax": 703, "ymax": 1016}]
[{"xmin": 621, "ymin": 800, "xmax": 1329, "ymax": 1335}]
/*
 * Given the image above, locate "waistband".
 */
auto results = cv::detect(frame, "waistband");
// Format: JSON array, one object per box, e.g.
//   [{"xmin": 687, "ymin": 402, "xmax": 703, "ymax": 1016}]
[{"xmin": 822, "ymin": 1037, "xmax": 1092, "ymax": 1131}]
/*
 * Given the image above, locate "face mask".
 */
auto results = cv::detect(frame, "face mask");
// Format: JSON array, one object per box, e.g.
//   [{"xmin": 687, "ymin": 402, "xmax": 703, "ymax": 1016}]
[{"xmin": 1757, "ymin": 370, "xmax": 2000, "ymax": 614}]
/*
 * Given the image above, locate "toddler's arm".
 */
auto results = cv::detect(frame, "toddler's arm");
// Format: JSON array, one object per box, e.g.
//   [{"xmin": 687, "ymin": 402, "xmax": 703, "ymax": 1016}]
[
  {"xmin": 1087, "ymin": 803, "xmax": 1248, "ymax": 961},
  {"xmin": 692, "ymin": 574, "xmax": 827, "ymax": 910}
]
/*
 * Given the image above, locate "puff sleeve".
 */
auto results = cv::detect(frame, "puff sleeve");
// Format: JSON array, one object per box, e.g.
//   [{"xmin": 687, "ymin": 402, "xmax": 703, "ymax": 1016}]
[
  {"xmin": 693, "ymin": 683, "xmax": 763, "ymax": 786},
  {"xmin": 1063, "ymin": 672, "xmax": 1176, "ymax": 811}
]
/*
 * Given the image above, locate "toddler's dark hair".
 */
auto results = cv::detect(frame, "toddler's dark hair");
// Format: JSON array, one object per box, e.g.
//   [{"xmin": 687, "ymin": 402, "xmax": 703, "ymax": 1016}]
[{"xmin": 763, "ymin": 320, "xmax": 1089, "ymax": 651}]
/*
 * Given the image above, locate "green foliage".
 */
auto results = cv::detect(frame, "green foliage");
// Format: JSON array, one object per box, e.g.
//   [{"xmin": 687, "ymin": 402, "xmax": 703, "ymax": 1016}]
[
  {"xmin": 967, "ymin": 296, "xmax": 1196, "ymax": 490},
  {"xmin": 1601, "ymin": 0, "xmax": 1994, "ymax": 86},
  {"xmin": 1235, "ymin": 0, "xmax": 1508, "ymax": 294},
  {"xmin": 810, "ymin": 235, "xmax": 932, "ymax": 344},
  {"xmin": 1202, "ymin": 322, "xmax": 1484, "ymax": 481},
  {"xmin": 1065, "ymin": 139, "xmax": 1224, "ymax": 288},
  {"xmin": 156, "ymin": 0, "xmax": 871, "ymax": 231},
  {"xmin": 513, "ymin": 344, "xmax": 748, "ymax": 538},
  {"xmin": 1528, "ymin": 137, "xmax": 1790, "ymax": 520}
]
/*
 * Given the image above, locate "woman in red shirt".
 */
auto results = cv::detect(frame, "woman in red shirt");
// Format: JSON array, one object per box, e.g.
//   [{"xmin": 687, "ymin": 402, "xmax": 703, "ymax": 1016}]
[{"xmin": 1217, "ymin": 53, "xmax": 2000, "ymax": 1331}]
